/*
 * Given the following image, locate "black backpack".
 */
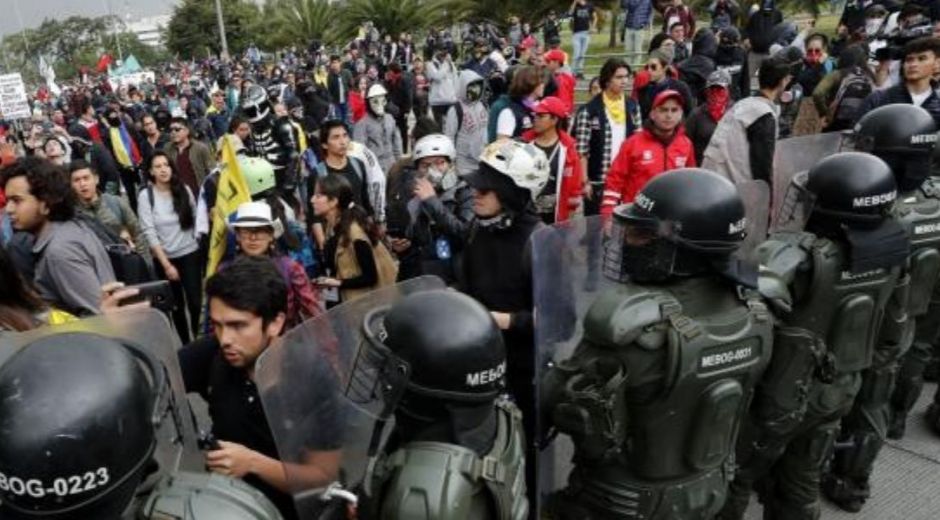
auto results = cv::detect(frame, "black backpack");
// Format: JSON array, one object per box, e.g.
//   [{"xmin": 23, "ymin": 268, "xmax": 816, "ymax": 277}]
[
  {"xmin": 75, "ymin": 213, "xmax": 154, "ymax": 285},
  {"xmin": 830, "ymin": 67, "xmax": 873, "ymax": 125}
]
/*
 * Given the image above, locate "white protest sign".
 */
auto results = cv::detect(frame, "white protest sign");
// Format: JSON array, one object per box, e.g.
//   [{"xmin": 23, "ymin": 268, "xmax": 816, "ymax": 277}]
[{"xmin": 0, "ymin": 73, "xmax": 31, "ymax": 120}]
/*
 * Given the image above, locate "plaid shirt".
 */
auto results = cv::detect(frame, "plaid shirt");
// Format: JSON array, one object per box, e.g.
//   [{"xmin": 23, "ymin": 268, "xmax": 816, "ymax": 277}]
[{"xmin": 572, "ymin": 94, "xmax": 641, "ymax": 183}]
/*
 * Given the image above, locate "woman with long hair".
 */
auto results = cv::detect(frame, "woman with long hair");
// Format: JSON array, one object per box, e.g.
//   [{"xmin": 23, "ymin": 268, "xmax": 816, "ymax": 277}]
[
  {"xmin": 138, "ymin": 150, "xmax": 201, "ymax": 342},
  {"xmin": 311, "ymin": 174, "xmax": 396, "ymax": 305}
]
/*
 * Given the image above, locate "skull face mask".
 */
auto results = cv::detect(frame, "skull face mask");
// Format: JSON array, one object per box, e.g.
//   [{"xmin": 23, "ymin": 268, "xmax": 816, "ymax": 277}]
[
  {"xmin": 466, "ymin": 81, "xmax": 484, "ymax": 102},
  {"xmin": 369, "ymin": 95, "xmax": 388, "ymax": 116}
]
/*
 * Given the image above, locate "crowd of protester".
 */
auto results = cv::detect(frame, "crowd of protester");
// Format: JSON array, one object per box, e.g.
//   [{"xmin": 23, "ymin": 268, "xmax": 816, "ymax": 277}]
[{"xmin": 5, "ymin": 0, "xmax": 940, "ymax": 517}]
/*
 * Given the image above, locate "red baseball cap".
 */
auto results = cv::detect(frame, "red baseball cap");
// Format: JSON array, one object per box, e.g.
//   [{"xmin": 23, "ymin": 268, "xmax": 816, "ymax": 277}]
[
  {"xmin": 543, "ymin": 49, "xmax": 566, "ymax": 64},
  {"xmin": 651, "ymin": 89, "xmax": 684, "ymax": 109},
  {"xmin": 533, "ymin": 96, "xmax": 569, "ymax": 118}
]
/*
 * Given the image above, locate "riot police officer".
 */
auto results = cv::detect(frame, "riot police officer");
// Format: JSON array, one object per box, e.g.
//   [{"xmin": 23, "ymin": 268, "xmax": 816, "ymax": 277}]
[
  {"xmin": 359, "ymin": 289, "xmax": 528, "ymax": 519},
  {"xmin": 538, "ymin": 169, "xmax": 774, "ymax": 519},
  {"xmin": 0, "ymin": 314, "xmax": 282, "ymax": 520},
  {"xmin": 822, "ymin": 104, "xmax": 940, "ymax": 512},
  {"xmin": 241, "ymin": 84, "xmax": 301, "ymax": 200},
  {"xmin": 719, "ymin": 152, "xmax": 910, "ymax": 520}
]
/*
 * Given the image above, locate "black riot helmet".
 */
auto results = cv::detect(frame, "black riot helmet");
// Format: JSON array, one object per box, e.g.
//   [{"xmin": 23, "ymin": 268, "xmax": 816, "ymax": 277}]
[
  {"xmin": 362, "ymin": 289, "xmax": 506, "ymax": 405},
  {"xmin": 803, "ymin": 152, "xmax": 897, "ymax": 228},
  {"xmin": 854, "ymin": 104, "xmax": 939, "ymax": 192},
  {"xmin": 604, "ymin": 168, "xmax": 748, "ymax": 284},
  {"xmin": 0, "ymin": 333, "xmax": 163, "ymax": 519},
  {"xmin": 241, "ymin": 84, "xmax": 271, "ymax": 123},
  {"xmin": 358, "ymin": 289, "xmax": 506, "ymax": 452}
]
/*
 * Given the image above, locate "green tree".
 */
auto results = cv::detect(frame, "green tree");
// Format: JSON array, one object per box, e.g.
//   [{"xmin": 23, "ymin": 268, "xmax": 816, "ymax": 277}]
[
  {"xmin": 338, "ymin": 0, "xmax": 453, "ymax": 41},
  {"xmin": 0, "ymin": 15, "xmax": 166, "ymax": 83},
  {"xmin": 262, "ymin": 0, "xmax": 341, "ymax": 50},
  {"xmin": 166, "ymin": 0, "xmax": 263, "ymax": 59}
]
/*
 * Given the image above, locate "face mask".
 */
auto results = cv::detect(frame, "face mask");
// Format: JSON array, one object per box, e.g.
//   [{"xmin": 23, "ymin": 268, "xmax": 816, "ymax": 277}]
[
  {"xmin": 466, "ymin": 83, "xmax": 483, "ymax": 102},
  {"xmin": 866, "ymin": 17, "xmax": 884, "ymax": 36},
  {"xmin": 369, "ymin": 95, "xmax": 387, "ymax": 116},
  {"xmin": 107, "ymin": 116, "xmax": 122, "ymax": 127}
]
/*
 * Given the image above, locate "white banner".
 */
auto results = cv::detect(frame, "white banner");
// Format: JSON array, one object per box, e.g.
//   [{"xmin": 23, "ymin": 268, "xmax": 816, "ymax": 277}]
[{"xmin": 0, "ymin": 73, "xmax": 31, "ymax": 120}]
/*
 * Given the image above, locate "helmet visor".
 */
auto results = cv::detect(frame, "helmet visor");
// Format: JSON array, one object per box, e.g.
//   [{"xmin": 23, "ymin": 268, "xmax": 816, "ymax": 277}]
[
  {"xmin": 603, "ymin": 211, "xmax": 677, "ymax": 283},
  {"xmin": 347, "ymin": 308, "xmax": 411, "ymax": 421},
  {"xmin": 774, "ymin": 171, "xmax": 816, "ymax": 232}
]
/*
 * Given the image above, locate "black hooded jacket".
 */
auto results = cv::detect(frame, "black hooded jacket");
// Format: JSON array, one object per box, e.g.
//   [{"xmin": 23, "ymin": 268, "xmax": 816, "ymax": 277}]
[{"xmin": 678, "ymin": 29, "xmax": 718, "ymax": 104}]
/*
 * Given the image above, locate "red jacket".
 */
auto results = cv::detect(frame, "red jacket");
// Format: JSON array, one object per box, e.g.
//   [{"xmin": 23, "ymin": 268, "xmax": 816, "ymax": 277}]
[
  {"xmin": 521, "ymin": 128, "xmax": 584, "ymax": 222},
  {"xmin": 554, "ymin": 71, "xmax": 577, "ymax": 116},
  {"xmin": 601, "ymin": 126, "xmax": 695, "ymax": 216},
  {"xmin": 348, "ymin": 91, "xmax": 366, "ymax": 123}
]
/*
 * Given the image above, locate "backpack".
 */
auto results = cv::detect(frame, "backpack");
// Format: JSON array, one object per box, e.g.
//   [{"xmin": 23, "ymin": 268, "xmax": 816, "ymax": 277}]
[
  {"xmin": 74, "ymin": 214, "xmax": 154, "ymax": 285},
  {"xmin": 830, "ymin": 67, "xmax": 873, "ymax": 125}
]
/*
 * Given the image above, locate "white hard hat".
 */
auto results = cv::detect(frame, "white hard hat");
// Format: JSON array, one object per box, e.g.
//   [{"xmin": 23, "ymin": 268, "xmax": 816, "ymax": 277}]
[
  {"xmin": 471, "ymin": 140, "xmax": 550, "ymax": 201},
  {"xmin": 366, "ymin": 84, "xmax": 388, "ymax": 98},
  {"xmin": 413, "ymin": 134, "xmax": 457, "ymax": 163}
]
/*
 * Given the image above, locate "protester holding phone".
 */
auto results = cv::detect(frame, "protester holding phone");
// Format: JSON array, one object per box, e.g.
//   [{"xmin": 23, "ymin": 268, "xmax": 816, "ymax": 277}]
[
  {"xmin": 138, "ymin": 151, "xmax": 201, "ymax": 342},
  {"xmin": 310, "ymin": 174, "xmax": 397, "ymax": 305}
]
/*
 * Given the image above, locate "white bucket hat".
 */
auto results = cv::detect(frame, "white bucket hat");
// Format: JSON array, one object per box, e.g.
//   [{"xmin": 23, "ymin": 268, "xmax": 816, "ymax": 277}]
[{"xmin": 230, "ymin": 201, "xmax": 284, "ymax": 239}]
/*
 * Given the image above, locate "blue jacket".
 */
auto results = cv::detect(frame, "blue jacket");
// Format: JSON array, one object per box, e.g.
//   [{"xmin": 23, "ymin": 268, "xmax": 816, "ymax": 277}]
[
  {"xmin": 623, "ymin": 0, "xmax": 653, "ymax": 30},
  {"xmin": 856, "ymin": 84, "xmax": 940, "ymax": 128}
]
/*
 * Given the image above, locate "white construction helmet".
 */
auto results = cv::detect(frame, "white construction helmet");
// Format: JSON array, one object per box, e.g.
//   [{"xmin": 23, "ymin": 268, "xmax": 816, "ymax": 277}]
[
  {"xmin": 477, "ymin": 140, "xmax": 549, "ymax": 201},
  {"xmin": 366, "ymin": 84, "xmax": 388, "ymax": 99},
  {"xmin": 413, "ymin": 134, "xmax": 457, "ymax": 163}
]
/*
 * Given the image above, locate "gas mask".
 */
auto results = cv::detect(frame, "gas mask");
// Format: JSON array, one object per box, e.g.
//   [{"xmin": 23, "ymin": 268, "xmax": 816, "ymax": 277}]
[
  {"xmin": 369, "ymin": 95, "xmax": 388, "ymax": 116},
  {"xmin": 426, "ymin": 163, "xmax": 457, "ymax": 191},
  {"xmin": 466, "ymin": 82, "xmax": 484, "ymax": 102}
]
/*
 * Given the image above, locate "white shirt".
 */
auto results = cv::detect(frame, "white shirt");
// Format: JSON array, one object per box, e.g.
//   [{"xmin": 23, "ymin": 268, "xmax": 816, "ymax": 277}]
[
  {"xmin": 608, "ymin": 114, "xmax": 627, "ymax": 158},
  {"xmin": 910, "ymin": 87, "xmax": 931, "ymax": 107},
  {"xmin": 496, "ymin": 108, "xmax": 517, "ymax": 137}
]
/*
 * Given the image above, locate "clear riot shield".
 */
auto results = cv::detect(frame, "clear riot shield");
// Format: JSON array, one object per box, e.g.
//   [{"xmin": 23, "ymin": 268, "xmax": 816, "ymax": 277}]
[
  {"xmin": 255, "ymin": 276, "xmax": 447, "ymax": 519},
  {"xmin": 0, "ymin": 309, "xmax": 203, "ymax": 481},
  {"xmin": 531, "ymin": 216, "xmax": 615, "ymax": 516},
  {"xmin": 736, "ymin": 180, "xmax": 771, "ymax": 262},
  {"xmin": 771, "ymin": 131, "xmax": 847, "ymax": 231}
]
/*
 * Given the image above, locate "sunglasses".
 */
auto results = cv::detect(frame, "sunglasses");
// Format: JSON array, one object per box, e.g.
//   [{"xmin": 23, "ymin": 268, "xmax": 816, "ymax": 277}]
[
  {"xmin": 806, "ymin": 48, "xmax": 823, "ymax": 55},
  {"xmin": 646, "ymin": 63, "xmax": 661, "ymax": 71},
  {"xmin": 169, "ymin": 126, "xmax": 186, "ymax": 132}
]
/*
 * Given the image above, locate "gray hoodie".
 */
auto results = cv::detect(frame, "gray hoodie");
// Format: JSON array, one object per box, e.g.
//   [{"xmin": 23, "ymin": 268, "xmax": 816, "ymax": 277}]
[
  {"xmin": 426, "ymin": 57, "xmax": 458, "ymax": 106},
  {"xmin": 443, "ymin": 70, "xmax": 489, "ymax": 176}
]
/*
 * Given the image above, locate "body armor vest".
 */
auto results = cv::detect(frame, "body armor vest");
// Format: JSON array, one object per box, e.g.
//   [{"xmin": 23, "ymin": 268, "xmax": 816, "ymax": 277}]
[
  {"xmin": 769, "ymin": 232, "xmax": 903, "ymax": 375},
  {"xmin": 371, "ymin": 399, "xmax": 528, "ymax": 520},
  {"xmin": 547, "ymin": 276, "xmax": 773, "ymax": 519},
  {"xmin": 895, "ymin": 179, "xmax": 940, "ymax": 317},
  {"xmin": 138, "ymin": 470, "xmax": 283, "ymax": 519}
]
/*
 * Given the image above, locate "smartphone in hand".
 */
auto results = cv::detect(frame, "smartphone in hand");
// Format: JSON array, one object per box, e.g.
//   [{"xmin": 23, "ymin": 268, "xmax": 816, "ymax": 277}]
[{"xmin": 119, "ymin": 280, "xmax": 175, "ymax": 313}]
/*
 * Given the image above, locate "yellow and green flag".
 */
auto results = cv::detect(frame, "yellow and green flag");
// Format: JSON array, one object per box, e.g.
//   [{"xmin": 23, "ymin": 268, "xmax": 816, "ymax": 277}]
[{"xmin": 206, "ymin": 135, "xmax": 251, "ymax": 278}]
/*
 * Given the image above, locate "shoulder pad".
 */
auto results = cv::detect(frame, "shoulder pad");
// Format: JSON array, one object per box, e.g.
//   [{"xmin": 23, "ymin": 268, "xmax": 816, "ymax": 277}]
[
  {"xmin": 582, "ymin": 286, "xmax": 671, "ymax": 350},
  {"xmin": 139, "ymin": 470, "xmax": 282, "ymax": 520},
  {"xmin": 756, "ymin": 233, "xmax": 812, "ymax": 313}
]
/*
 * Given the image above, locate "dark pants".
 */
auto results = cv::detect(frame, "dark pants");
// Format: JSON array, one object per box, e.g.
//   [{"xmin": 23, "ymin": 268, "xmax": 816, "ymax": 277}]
[
  {"xmin": 156, "ymin": 250, "xmax": 203, "ymax": 344},
  {"xmin": 395, "ymin": 113, "xmax": 410, "ymax": 154},
  {"xmin": 431, "ymin": 103, "xmax": 453, "ymax": 128}
]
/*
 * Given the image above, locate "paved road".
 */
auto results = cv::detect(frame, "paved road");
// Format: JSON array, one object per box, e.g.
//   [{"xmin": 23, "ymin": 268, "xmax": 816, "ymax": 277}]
[{"xmin": 744, "ymin": 382, "xmax": 940, "ymax": 520}]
